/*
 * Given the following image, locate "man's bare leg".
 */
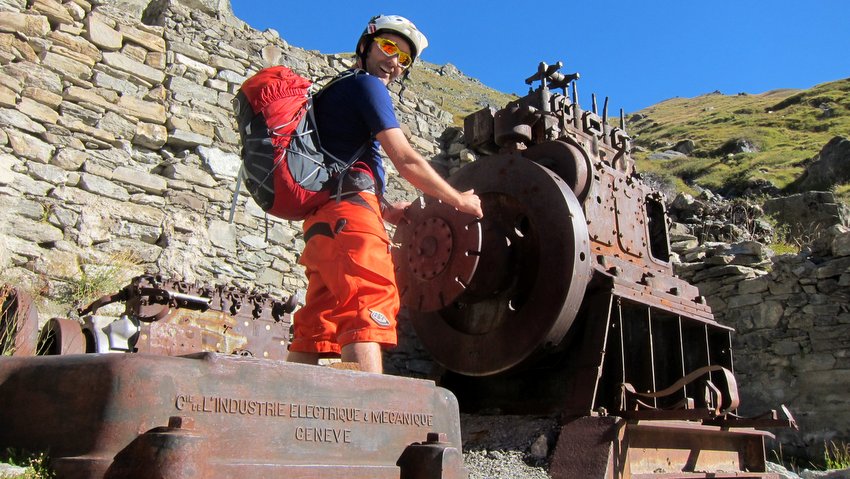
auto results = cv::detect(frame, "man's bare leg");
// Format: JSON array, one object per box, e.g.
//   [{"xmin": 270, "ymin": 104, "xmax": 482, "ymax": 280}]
[
  {"xmin": 286, "ymin": 351, "xmax": 321, "ymax": 365},
  {"xmin": 341, "ymin": 342, "xmax": 382, "ymax": 373}
]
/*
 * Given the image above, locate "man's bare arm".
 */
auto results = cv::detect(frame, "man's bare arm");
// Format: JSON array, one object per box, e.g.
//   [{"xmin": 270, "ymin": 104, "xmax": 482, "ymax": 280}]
[{"xmin": 376, "ymin": 127, "xmax": 482, "ymax": 218}]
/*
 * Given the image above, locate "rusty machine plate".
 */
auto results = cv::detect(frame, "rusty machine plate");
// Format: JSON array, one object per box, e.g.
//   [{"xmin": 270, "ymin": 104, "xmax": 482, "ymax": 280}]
[
  {"xmin": 394, "ymin": 197, "xmax": 482, "ymax": 313},
  {"xmin": 0, "ymin": 353, "xmax": 466, "ymax": 478}
]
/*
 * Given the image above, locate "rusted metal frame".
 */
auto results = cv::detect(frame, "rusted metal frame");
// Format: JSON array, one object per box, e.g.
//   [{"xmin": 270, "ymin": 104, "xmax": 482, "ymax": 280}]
[
  {"xmin": 553, "ymin": 416, "xmax": 778, "ymax": 479},
  {"xmin": 0, "ymin": 286, "xmax": 39, "ymax": 356},
  {"xmin": 610, "ymin": 279, "xmax": 721, "ymax": 327},
  {"xmin": 562, "ymin": 290, "xmax": 616, "ymax": 416},
  {"xmin": 617, "ymin": 295, "xmax": 652, "ymax": 412},
  {"xmin": 619, "ymin": 365, "xmax": 740, "ymax": 421},
  {"xmin": 619, "ymin": 408, "xmax": 712, "ymax": 422},
  {"xmin": 594, "ymin": 248, "xmax": 704, "ymax": 302},
  {"xmin": 630, "ymin": 474, "xmax": 779, "ymax": 479},
  {"xmin": 591, "ymin": 294, "xmax": 616, "ymax": 415},
  {"xmin": 38, "ymin": 317, "xmax": 86, "ymax": 355},
  {"xmin": 618, "ymin": 295, "xmax": 626, "ymax": 402},
  {"xmin": 705, "ymin": 405, "xmax": 798, "ymax": 430},
  {"xmin": 593, "ymin": 252, "xmax": 712, "ymax": 321},
  {"xmin": 625, "ymin": 420, "xmax": 774, "ymax": 476},
  {"xmin": 615, "ymin": 290, "xmax": 711, "ymax": 416},
  {"xmin": 73, "ymin": 275, "xmax": 296, "ymax": 359},
  {"xmin": 646, "ymin": 304, "xmax": 658, "ymax": 409},
  {"xmin": 678, "ymin": 314, "xmax": 688, "ymax": 404},
  {"xmin": 649, "ymin": 308, "xmax": 690, "ymax": 412},
  {"xmin": 0, "ymin": 353, "xmax": 465, "ymax": 478},
  {"xmin": 702, "ymin": 321, "xmax": 717, "ymax": 410},
  {"xmin": 706, "ymin": 417, "xmax": 796, "ymax": 430},
  {"xmin": 721, "ymin": 326, "xmax": 736, "ymax": 386}
]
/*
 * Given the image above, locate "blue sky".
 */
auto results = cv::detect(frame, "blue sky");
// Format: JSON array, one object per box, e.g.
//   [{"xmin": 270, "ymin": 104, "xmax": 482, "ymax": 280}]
[{"xmin": 230, "ymin": 1, "xmax": 850, "ymax": 114}]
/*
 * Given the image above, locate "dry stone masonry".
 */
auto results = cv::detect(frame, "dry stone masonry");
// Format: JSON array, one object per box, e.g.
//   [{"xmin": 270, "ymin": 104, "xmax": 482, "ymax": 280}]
[
  {"xmin": 669, "ymin": 192, "xmax": 850, "ymax": 459},
  {"xmin": 0, "ymin": 0, "xmax": 449, "ymax": 316}
]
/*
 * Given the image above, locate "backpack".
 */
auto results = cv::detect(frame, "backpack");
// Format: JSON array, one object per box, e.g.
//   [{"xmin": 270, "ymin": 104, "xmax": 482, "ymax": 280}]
[{"xmin": 229, "ymin": 66, "xmax": 369, "ymax": 222}]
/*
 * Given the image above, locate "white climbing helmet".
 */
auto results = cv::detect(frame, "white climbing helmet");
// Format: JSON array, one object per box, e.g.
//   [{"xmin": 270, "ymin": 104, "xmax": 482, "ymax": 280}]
[{"xmin": 360, "ymin": 14, "xmax": 429, "ymax": 62}]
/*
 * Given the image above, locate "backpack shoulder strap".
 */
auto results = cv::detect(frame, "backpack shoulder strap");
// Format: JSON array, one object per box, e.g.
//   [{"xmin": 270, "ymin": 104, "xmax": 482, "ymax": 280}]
[{"xmin": 312, "ymin": 68, "xmax": 366, "ymax": 97}]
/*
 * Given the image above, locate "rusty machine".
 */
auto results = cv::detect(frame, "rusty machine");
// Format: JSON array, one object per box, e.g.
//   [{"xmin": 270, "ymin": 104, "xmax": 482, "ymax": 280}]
[
  {"xmin": 392, "ymin": 61, "xmax": 796, "ymax": 478},
  {"xmin": 0, "ymin": 61, "xmax": 795, "ymax": 479},
  {"xmin": 1, "ymin": 278, "xmax": 466, "ymax": 478}
]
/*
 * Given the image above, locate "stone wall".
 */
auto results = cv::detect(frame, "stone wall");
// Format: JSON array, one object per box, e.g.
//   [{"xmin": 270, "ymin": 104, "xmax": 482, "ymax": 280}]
[
  {"xmin": 0, "ymin": 0, "xmax": 448, "ymax": 317},
  {"xmin": 673, "ymin": 224, "xmax": 850, "ymax": 458}
]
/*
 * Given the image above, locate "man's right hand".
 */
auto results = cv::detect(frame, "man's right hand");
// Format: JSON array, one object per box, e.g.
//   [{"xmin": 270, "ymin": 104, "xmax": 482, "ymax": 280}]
[{"xmin": 455, "ymin": 189, "xmax": 483, "ymax": 218}]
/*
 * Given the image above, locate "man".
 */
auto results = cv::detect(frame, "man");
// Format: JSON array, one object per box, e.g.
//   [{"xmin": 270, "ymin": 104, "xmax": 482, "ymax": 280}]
[{"xmin": 286, "ymin": 15, "xmax": 483, "ymax": 373}]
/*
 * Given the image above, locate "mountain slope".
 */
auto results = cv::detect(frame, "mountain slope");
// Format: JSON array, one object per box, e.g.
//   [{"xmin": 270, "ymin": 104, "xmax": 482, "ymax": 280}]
[
  {"xmin": 401, "ymin": 57, "xmax": 849, "ymax": 201},
  {"xmin": 406, "ymin": 61, "xmax": 517, "ymax": 126},
  {"xmin": 628, "ymin": 77, "xmax": 850, "ymax": 197}
]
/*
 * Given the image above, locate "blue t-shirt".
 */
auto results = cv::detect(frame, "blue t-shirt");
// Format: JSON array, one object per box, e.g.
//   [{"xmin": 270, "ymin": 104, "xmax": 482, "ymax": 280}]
[{"xmin": 313, "ymin": 71, "xmax": 400, "ymax": 194}]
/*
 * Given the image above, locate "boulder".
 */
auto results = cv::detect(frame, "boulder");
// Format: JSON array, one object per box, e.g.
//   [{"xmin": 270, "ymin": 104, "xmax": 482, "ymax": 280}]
[
  {"xmin": 790, "ymin": 136, "xmax": 850, "ymax": 192},
  {"xmin": 715, "ymin": 137, "xmax": 759, "ymax": 156},
  {"xmin": 673, "ymin": 139, "xmax": 695, "ymax": 155},
  {"xmin": 763, "ymin": 192, "xmax": 849, "ymax": 239}
]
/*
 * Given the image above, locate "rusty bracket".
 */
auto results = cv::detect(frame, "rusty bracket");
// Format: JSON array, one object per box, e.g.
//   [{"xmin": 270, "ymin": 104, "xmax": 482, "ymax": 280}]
[
  {"xmin": 619, "ymin": 365, "xmax": 740, "ymax": 418},
  {"xmin": 704, "ymin": 404, "xmax": 799, "ymax": 430},
  {"xmin": 80, "ymin": 274, "xmax": 297, "ymax": 322}
]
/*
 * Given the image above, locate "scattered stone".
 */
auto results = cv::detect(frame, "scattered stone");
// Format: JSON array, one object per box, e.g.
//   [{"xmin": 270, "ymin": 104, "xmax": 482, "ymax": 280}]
[
  {"xmin": 673, "ymin": 139, "xmax": 695, "ymax": 155},
  {"xmin": 0, "ymin": 462, "xmax": 28, "ymax": 479},
  {"xmin": 791, "ymin": 136, "xmax": 850, "ymax": 192},
  {"xmin": 0, "ymin": 12, "xmax": 50, "ymax": 37},
  {"xmin": 715, "ymin": 137, "xmax": 759, "ymax": 155}
]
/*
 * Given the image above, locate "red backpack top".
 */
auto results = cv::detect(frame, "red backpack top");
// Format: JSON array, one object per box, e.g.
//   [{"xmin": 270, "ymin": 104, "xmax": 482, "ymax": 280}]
[{"xmin": 230, "ymin": 66, "xmax": 368, "ymax": 221}]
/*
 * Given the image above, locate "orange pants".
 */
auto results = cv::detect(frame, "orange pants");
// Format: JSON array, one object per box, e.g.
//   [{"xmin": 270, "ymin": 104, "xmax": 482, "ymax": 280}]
[{"xmin": 289, "ymin": 192, "xmax": 399, "ymax": 355}]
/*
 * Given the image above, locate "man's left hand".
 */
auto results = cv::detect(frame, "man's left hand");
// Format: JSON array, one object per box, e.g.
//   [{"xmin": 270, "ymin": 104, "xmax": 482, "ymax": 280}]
[{"xmin": 383, "ymin": 201, "xmax": 411, "ymax": 226}]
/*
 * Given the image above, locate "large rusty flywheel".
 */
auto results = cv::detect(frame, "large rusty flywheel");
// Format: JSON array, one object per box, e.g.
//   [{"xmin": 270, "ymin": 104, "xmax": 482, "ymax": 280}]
[{"xmin": 393, "ymin": 154, "xmax": 592, "ymax": 376}]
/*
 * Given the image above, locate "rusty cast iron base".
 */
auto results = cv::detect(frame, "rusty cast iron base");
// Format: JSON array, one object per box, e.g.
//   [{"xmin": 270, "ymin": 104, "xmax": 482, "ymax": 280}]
[
  {"xmin": 550, "ymin": 416, "xmax": 778, "ymax": 479},
  {"xmin": 0, "ymin": 353, "xmax": 466, "ymax": 479}
]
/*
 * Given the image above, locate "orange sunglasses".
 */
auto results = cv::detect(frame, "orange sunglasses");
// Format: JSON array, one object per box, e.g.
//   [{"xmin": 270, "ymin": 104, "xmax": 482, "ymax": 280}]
[{"xmin": 373, "ymin": 37, "xmax": 413, "ymax": 69}]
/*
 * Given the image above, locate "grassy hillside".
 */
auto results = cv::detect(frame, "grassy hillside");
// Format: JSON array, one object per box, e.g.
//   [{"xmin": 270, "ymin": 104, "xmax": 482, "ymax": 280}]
[
  {"xmin": 404, "ymin": 59, "xmax": 848, "ymax": 201},
  {"xmin": 629, "ymin": 77, "xmax": 850, "ymax": 198},
  {"xmin": 408, "ymin": 62, "xmax": 517, "ymax": 126}
]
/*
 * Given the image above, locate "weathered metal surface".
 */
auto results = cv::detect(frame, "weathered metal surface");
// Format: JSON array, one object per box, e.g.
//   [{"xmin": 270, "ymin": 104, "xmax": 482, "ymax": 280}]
[
  {"xmin": 395, "ymin": 153, "xmax": 592, "ymax": 376},
  {"xmin": 394, "ymin": 197, "xmax": 482, "ymax": 313},
  {"xmin": 0, "ymin": 285, "xmax": 39, "ymax": 356},
  {"xmin": 397, "ymin": 432, "xmax": 467, "ymax": 479},
  {"xmin": 72, "ymin": 274, "xmax": 295, "ymax": 359},
  {"xmin": 0, "ymin": 353, "xmax": 466, "ymax": 479},
  {"xmin": 393, "ymin": 61, "xmax": 765, "ymax": 411},
  {"xmin": 392, "ymin": 61, "xmax": 795, "ymax": 478},
  {"xmin": 550, "ymin": 416, "xmax": 779, "ymax": 479},
  {"xmin": 0, "ymin": 61, "xmax": 795, "ymax": 479},
  {"xmin": 395, "ymin": 61, "xmax": 717, "ymax": 380},
  {"xmin": 37, "ymin": 317, "xmax": 87, "ymax": 355}
]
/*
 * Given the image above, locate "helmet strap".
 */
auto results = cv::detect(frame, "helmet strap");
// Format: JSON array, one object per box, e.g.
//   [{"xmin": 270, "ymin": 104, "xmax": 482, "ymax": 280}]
[{"xmin": 356, "ymin": 35, "xmax": 374, "ymax": 69}]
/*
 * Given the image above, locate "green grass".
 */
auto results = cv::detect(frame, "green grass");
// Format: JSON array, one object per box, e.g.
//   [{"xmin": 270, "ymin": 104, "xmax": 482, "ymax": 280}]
[
  {"xmin": 1, "ymin": 449, "xmax": 54, "ymax": 479},
  {"xmin": 825, "ymin": 441, "xmax": 850, "ymax": 470},
  {"xmin": 60, "ymin": 252, "xmax": 140, "ymax": 307},
  {"xmin": 629, "ymin": 77, "xmax": 850, "ymax": 199},
  {"xmin": 407, "ymin": 61, "xmax": 517, "ymax": 126}
]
